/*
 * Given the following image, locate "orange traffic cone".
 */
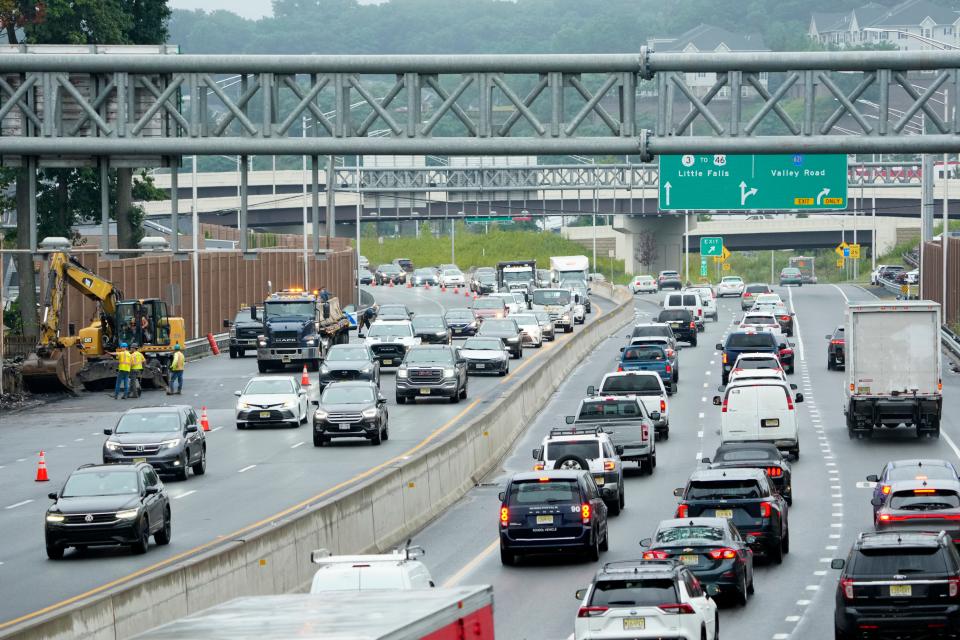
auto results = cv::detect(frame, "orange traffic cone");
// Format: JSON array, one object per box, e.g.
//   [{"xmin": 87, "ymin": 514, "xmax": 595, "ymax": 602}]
[
  {"xmin": 406, "ymin": 280, "xmax": 413, "ymax": 288},
  {"xmin": 301, "ymin": 364, "xmax": 310, "ymax": 386},
  {"xmin": 465, "ymin": 289, "xmax": 471, "ymax": 297},
  {"xmin": 35, "ymin": 450, "xmax": 49, "ymax": 482},
  {"xmin": 440, "ymin": 285, "xmax": 446, "ymax": 293},
  {"xmin": 200, "ymin": 406, "xmax": 210, "ymax": 432},
  {"xmin": 453, "ymin": 286, "xmax": 459, "ymax": 295},
  {"xmin": 425, "ymin": 283, "xmax": 431, "ymax": 290}
]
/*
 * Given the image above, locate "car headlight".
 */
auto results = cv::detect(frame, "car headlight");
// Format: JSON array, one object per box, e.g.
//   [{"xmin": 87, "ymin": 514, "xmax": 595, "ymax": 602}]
[
  {"xmin": 562, "ymin": 314, "xmax": 571, "ymax": 321},
  {"xmin": 360, "ymin": 365, "xmax": 373, "ymax": 373},
  {"xmin": 258, "ymin": 341, "xmax": 267, "ymax": 347},
  {"xmin": 237, "ymin": 402, "xmax": 250, "ymax": 409},
  {"xmin": 397, "ymin": 369, "xmax": 408, "ymax": 379},
  {"xmin": 45, "ymin": 513, "xmax": 64, "ymax": 523},
  {"xmin": 507, "ymin": 336, "xmax": 519, "ymax": 343},
  {"xmin": 443, "ymin": 368, "xmax": 455, "ymax": 378},
  {"xmin": 160, "ymin": 438, "xmax": 181, "ymax": 449},
  {"xmin": 314, "ymin": 410, "xmax": 328, "ymax": 420},
  {"xmin": 115, "ymin": 508, "xmax": 140, "ymax": 520},
  {"xmin": 305, "ymin": 338, "xmax": 316, "ymax": 346},
  {"xmin": 280, "ymin": 401, "xmax": 296, "ymax": 409},
  {"xmin": 320, "ymin": 364, "xmax": 330, "ymax": 374},
  {"xmin": 105, "ymin": 441, "xmax": 121, "ymax": 451},
  {"xmin": 361, "ymin": 408, "xmax": 378, "ymax": 419}
]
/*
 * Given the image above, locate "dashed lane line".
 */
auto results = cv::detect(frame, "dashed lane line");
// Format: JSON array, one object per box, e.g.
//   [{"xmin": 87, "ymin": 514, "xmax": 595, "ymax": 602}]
[{"xmin": 4, "ymin": 500, "xmax": 32, "ymax": 510}]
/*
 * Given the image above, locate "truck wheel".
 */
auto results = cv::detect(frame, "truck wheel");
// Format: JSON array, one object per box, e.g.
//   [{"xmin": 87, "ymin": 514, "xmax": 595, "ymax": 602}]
[
  {"xmin": 396, "ymin": 395, "xmax": 406, "ymax": 405},
  {"xmin": 257, "ymin": 361, "xmax": 268, "ymax": 373},
  {"xmin": 827, "ymin": 359, "xmax": 833, "ymax": 370},
  {"xmin": 313, "ymin": 432, "xmax": 326, "ymax": 447},
  {"xmin": 229, "ymin": 347, "xmax": 237, "ymax": 359},
  {"xmin": 690, "ymin": 336, "xmax": 698, "ymax": 347},
  {"xmin": 500, "ymin": 548, "xmax": 515, "ymax": 566}
]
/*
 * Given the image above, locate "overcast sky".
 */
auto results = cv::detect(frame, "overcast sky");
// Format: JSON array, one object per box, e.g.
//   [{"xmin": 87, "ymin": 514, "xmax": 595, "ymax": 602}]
[{"xmin": 169, "ymin": 0, "xmax": 386, "ymax": 20}]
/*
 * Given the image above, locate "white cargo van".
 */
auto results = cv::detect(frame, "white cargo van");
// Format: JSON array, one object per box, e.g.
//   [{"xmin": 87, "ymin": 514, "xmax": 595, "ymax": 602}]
[
  {"xmin": 714, "ymin": 380, "xmax": 803, "ymax": 459},
  {"xmin": 309, "ymin": 547, "xmax": 434, "ymax": 593}
]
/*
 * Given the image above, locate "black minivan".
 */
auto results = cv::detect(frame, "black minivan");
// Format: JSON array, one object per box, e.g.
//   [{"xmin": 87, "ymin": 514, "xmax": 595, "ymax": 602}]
[{"xmin": 498, "ymin": 470, "xmax": 609, "ymax": 565}]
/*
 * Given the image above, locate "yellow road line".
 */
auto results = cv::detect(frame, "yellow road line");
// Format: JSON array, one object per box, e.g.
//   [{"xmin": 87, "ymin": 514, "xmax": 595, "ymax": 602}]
[{"xmin": 441, "ymin": 538, "xmax": 499, "ymax": 587}]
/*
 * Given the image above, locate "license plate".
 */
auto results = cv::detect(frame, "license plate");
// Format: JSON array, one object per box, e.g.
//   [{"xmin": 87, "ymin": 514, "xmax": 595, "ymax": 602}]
[
  {"xmin": 338, "ymin": 424, "xmax": 351, "ymax": 430},
  {"xmin": 890, "ymin": 584, "xmax": 912, "ymax": 597},
  {"xmin": 536, "ymin": 515, "xmax": 554, "ymax": 525},
  {"xmin": 420, "ymin": 388, "xmax": 431, "ymax": 395},
  {"xmin": 133, "ymin": 457, "xmax": 146, "ymax": 464},
  {"xmin": 680, "ymin": 554, "xmax": 699, "ymax": 566},
  {"xmin": 594, "ymin": 476, "xmax": 605, "ymax": 485},
  {"xmin": 623, "ymin": 618, "xmax": 645, "ymax": 631},
  {"xmin": 715, "ymin": 509, "xmax": 733, "ymax": 518},
  {"xmin": 476, "ymin": 363, "xmax": 486, "ymax": 369},
  {"xmin": 383, "ymin": 359, "xmax": 392, "ymax": 365},
  {"xmin": 281, "ymin": 356, "xmax": 291, "ymax": 363},
  {"xmin": 259, "ymin": 411, "xmax": 271, "ymax": 418},
  {"xmin": 453, "ymin": 329, "xmax": 461, "ymax": 334},
  {"xmin": 762, "ymin": 419, "xmax": 780, "ymax": 428}
]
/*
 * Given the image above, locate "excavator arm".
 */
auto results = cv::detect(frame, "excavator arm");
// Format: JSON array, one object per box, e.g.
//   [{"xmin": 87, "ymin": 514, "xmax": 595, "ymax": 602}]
[{"xmin": 36, "ymin": 252, "xmax": 122, "ymax": 350}]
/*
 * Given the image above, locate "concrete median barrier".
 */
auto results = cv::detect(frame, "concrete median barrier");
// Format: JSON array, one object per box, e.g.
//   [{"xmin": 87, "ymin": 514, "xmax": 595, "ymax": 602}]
[{"xmin": 3, "ymin": 286, "xmax": 634, "ymax": 640}]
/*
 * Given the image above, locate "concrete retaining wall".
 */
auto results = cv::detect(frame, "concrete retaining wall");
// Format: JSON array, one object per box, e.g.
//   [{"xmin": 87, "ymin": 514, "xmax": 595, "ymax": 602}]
[{"xmin": 4, "ymin": 285, "xmax": 633, "ymax": 640}]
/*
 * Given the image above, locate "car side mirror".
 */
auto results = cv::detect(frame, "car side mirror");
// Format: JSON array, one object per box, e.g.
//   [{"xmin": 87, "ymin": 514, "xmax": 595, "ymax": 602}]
[
  {"xmin": 378, "ymin": 397, "xmax": 387, "ymax": 405},
  {"xmin": 648, "ymin": 411, "xmax": 661, "ymax": 421},
  {"xmin": 48, "ymin": 492, "xmax": 58, "ymax": 500},
  {"xmin": 673, "ymin": 487, "xmax": 684, "ymax": 498},
  {"xmin": 865, "ymin": 474, "xmax": 879, "ymax": 483},
  {"xmin": 614, "ymin": 445, "xmax": 624, "ymax": 455},
  {"xmin": 531, "ymin": 448, "xmax": 541, "ymax": 460},
  {"xmin": 700, "ymin": 457, "xmax": 711, "ymax": 465},
  {"xmin": 103, "ymin": 428, "xmax": 113, "ymax": 435},
  {"xmin": 795, "ymin": 393, "xmax": 804, "ymax": 403},
  {"xmin": 870, "ymin": 497, "xmax": 884, "ymax": 507},
  {"xmin": 712, "ymin": 395, "xmax": 722, "ymax": 406},
  {"xmin": 575, "ymin": 588, "xmax": 587, "ymax": 601},
  {"xmin": 144, "ymin": 486, "xmax": 160, "ymax": 495},
  {"xmin": 715, "ymin": 343, "xmax": 723, "ymax": 350},
  {"xmin": 250, "ymin": 307, "xmax": 257, "ymax": 320},
  {"xmin": 779, "ymin": 343, "xmax": 787, "ymax": 350},
  {"xmin": 498, "ymin": 491, "xmax": 506, "ymax": 502},
  {"xmin": 586, "ymin": 385, "xmax": 596, "ymax": 396},
  {"xmin": 234, "ymin": 390, "xmax": 242, "ymax": 397},
  {"xmin": 223, "ymin": 319, "xmax": 231, "ymax": 329},
  {"xmin": 831, "ymin": 559, "xmax": 845, "ymax": 570},
  {"xmin": 639, "ymin": 537, "xmax": 652, "ymax": 547},
  {"xmin": 705, "ymin": 584, "xmax": 721, "ymax": 598},
  {"xmin": 618, "ymin": 346, "xmax": 624, "ymax": 353},
  {"xmin": 565, "ymin": 415, "xmax": 575, "ymax": 424},
  {"xmin": 186, "ymin": 424, "xmax": 199, "ymax": 433}
]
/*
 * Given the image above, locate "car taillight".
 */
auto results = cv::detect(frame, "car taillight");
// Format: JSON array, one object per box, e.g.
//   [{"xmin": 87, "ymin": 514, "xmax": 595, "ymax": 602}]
[
  {"xmin": 698, "ymin": 309, "xmax": 703, "ymax": 316},
  {"xmin": 676, "ymin": 503, "xmax": 688, "ymax": 518},
  {"xmin": 779, "ymin": 348, "xmax": 793, "ymax": 357},
  {"xmin": 603, "ymin": 460, "xmax": 615, "ymax": 471},
  {"xmin": 500, "ymin": 506, "xmax": 509, "ymax": 526},
  {"xmin": 577, "ymin": 606, "xmax": 609, "ymax": 618},
  {"xmin": 760, "ymin": 501, "xmax": 772, "ymax": 518},
  {"xmin": 642, "ymin": 425, "xmax": 649, "ymax": 441},
  {"xmin": 665, "ymin": 363, "xmax": 672, "ymax": 374},
  {"xmin": 721, "ymin": 396, "xmax": 729, "ymax": 413},
  {"xmin": 780, "ymin": 315, "xmax": 790, "ymax": 321},
  {"xmin": 831, "ymin": 339, "xmax": 844, "ymax": 345},
  {"xmin": 658, "ymin": 603, "xmax": 696, "ymax": 614},
  {"xmin": 643, "ymin": 550, "xmax": 670, "ymax": 560},
  {"xmin": 617, "ymin": 365, "xmax": 624, "ymax": 372},
  {"xmin": 766, "ymin": 466, "xmax": 783, "ymax": 478},
  {"xmin": 949, "ymin": 577, "xmax": 959, "ymax": 598},
  {"xmin": 660, "ymin": 399, "xmax": 666, "ymax": 413},
  {"xmin": 785, "ymin": 391, "xmax": 794, "ymax": 411},
  {"xmin": 707, "ymin": 548, "xmax": 737, "ymax": 560},
  {"xmin": 581, "ymin": 503, "xmax": 591, "ymax": 524},
  {"xmin": 689, "ymin": 321, "xmax": 696, "ymax": 329},
  {"xmin": 665, "ymin": 349, "xmax": 675, "ymax": 357},
  {"xmin": 841, "ymin": 578, "xmax": 855, "ymax": 601}
]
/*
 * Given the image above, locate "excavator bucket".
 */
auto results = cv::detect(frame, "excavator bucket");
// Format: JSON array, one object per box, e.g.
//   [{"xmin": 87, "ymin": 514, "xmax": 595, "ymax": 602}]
[
  {"xmin": 21, "ymin": 349, "xmax": 77, "ymax": 395},
  {"xmin": 76, "ymin": 358, "xmax": 167, "ymax": 392}
]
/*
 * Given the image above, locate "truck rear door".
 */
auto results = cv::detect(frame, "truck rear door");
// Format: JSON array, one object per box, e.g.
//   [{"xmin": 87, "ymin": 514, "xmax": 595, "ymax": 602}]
[
  {"xmin": 851, "ymin": 308, "xmax": 940, "ymax": 395},
  {"xmin": 722, "ymin": 386, "xmax": 759, "ymax": 442}
]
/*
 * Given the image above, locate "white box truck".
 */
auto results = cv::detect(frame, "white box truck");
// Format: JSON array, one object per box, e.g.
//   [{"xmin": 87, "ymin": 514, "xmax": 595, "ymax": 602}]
[
  {"xmin": 844, "ymin": 301, "xmax": 942, "ymax": 438},
  {"xmin": 550, "ymin": 255, "xmax": 590, "ymax": 285}
]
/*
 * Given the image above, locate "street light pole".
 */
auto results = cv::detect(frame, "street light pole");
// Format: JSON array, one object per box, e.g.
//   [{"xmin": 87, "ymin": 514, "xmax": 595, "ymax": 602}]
[{"xmin": 301, "ymin": 115, "xmax": 309, "ymax": 289}]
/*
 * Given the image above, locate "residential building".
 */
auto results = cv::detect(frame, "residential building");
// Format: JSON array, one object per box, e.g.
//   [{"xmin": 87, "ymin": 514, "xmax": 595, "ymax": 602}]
[{"xmin": 809, "ymin": 0, "xmax": 960, "ymax": 49}]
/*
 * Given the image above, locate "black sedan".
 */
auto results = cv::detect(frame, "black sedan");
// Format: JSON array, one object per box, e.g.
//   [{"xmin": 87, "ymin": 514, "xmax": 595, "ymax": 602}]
[
  {"xmin": 374, "ymin": 264, "xmax": 404, "ymax": 285},
  {"xmin": 460, "ymin": 337, "xmax": 510, "ymax": 375},
  {"xmin": 412, "ymin": 314, "xmax": 452, "ymax": 344},
  {"xmin": 478, "ymin": 318, "xmax": 523, "ymax": 359},
  {"xmin": 640, "ymin": 517, "xmax": 755, "ymax": 605},
  {"xmin": 445, "ymin": 308, "xmax": 480, "ymax": 338},
  {"xmin": 826, "ymin": 326, "xmax": 845, "ymax": 370},
  {"xmin": 318, "ymin": 344, "xmax": 380, "ymax": 389},
  {"xmin": 378, "ymin": 304, "xmax": 413, "ymax": 321},
  {"xmin": 702, "ymin": 442, "xmax": 793, "ymax": 505},
  {"xmin": 45, "ymin": 462, "xmax": 170, "ymax": 558},
  {"xmin": 357, "ymin": 269, "xmax": 373, "ymax": 285},
  {"xmin": 411, "ymin": 267, "xmax": 439, "ymax": 287},
  {"xmin": 102, "ymin": 406, "xmax": 207, "ymax": 481},
  {"xmin": 313, "ymin": 381, "xmax": 388, "ymax": 446}
]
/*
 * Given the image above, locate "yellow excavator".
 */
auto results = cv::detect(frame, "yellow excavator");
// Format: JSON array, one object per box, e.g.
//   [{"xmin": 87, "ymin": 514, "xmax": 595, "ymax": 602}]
[{"xmin": 21, "ymin": 251, "xmax": 186, "ymax": 393}]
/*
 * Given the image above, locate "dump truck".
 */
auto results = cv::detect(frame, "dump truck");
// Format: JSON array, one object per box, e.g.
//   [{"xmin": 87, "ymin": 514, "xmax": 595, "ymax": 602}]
[
  {"xmin": 256, "ymin": 288, "xmax": 351, "ymax": 373},
  {"xmin": 22, "ymin": 247, "xmax": 186, "ymax": 393},
  {"xmin": 496, "ymin": 260, "xmax": 536, "ymax": 301}
]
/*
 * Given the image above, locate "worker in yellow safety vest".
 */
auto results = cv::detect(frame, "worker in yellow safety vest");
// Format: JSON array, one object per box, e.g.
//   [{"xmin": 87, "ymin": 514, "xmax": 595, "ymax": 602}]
[
  {"xmin": 113, "ymin": 343, "xmax": 131, "ymax": 399},
  {"xmin": 130, "ymin": 347, "xmax": 146, "ymax": 398},
  {"xmin": 167, "ymin": 344, "xmax": 185, "ymax": 395}
]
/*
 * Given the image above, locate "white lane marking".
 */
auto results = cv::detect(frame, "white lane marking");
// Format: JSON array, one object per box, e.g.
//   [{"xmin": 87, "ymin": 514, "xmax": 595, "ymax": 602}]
[
  {"xmin": 814, "ymin": 570, "xmax": 827, "ymax": 576},
  {"xmin": 786, "ymin": 286, "xmax": 805, "ymax": 362},
  {"xmin": 74, "ymin": 438, "xmax": 84, "ymax": 442},
  {"xmin": 702, "ymin": 382, "xmax": 708, "ymax": 388},
  {"xmin": 211, "ymin": 426, "xmax": 223, "ymax": 432},
  {"xmin": 856, "ymin": 481, "xmax": 876, "ymax": 489},
  {"xmin": 5, "ymin": 499, "xmax": 33, "ymax": 510},
  {"xmin": 826, "ymin": 545, "xmax": 839, "ymax": 550},
  {"xmin": 831, "ymin": 284, "xmax": 850, "ymax": 303},
  {"xmin": 695, "ymin": 451, "xmax": 702, "ymax": 461},
  {"xmin": 786, "ymin": 616, "xmax": 801, "ymax": 623},
  {"xmin": 0, "ymin": 466, "xmax": 4, "ymax": 470},
  {"xmin": 805, "ymin": 585, "xmax": 820, "ymax": 591},
  {"xmin": 90, "ymin": 432, "xmax": 99, "ymax": 436},
  {"xmin": 238, "ymin": 465, "xmax": 257, "ymax": 473},
  {"xmin": 172, "ymin": 490, "xmax": 196, "ymax": 500},
  {"xmin": 698, "ymin": 412, "xmax": 704, "ymax": 419},
  {"xmin": 773, "ymin": 634, "xmax": 790, "ymax": 639},
  {"xmin": 291, "ymin": 442, "xmax": 305, "ymax": 449},
  {"xmin": 15, "ymin": 458, "xmax": 25, "ymax": 463},
  {"xmin": 797, "ymin": 600, "xmax": 811, "ymax": 606},
  {"xmin": 709, "ymin": 360, "xmax": 715, "ymax": 365},
  {"xmin": 56, "ymin": 444, "xmax": 65, "ymax": 448},
  {"xmin": 701, "ymin": 396, "xmax": 707, "ymax": 402},
  {"xmin": 697, "ymin": 431, "xmax": 704, "ymax": 438}
]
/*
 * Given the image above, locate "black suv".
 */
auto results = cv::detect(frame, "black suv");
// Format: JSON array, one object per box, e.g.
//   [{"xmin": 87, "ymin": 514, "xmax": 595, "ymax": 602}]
[
  {"xmin": 313, "ymin": 381, "xmax": 388, "ymax": 446},
  {"xmin": 318, "ymin": 344, "xmax": 380, "ymax": 389},
  {"xmin": 499, "ymin": 470, "xmax": 609, "ymax": 565},
  {"xmin": 478, "ymin": 318, "xmax": 523, "ymax": 359},
  {"xmin": 225, "ymin": 306, "xmax": 263, "ymax": 358},
  {"xmin": 412, "ymin": 314, "xmax": 452, "ymax": 344},
  {"xmin": 718, "ymin": 331, "xmax": 791, "ymax": 384},
  {"xmin": 656, "ymin": 309, "xmax": 697, "ymax": 346},
  {"xmin": 702, "ymin": 443, "xmax": 793, "ymax": 505},
  {"xmin": 45, "ymin": 462, "xmax": 170, "ymax": 559},
  {"xmin": 395, "ymin": 345, "xmax": 468, "ymax": 404},
  {"xmin": 832, "ymin": 531, "xmax": 960, "ymax": 640},
  {"xmin": 103, "ymin": 406, "xmax": 206, "ymax": 481},
  {"xmin": 378, "ymin": 304, "xmax": 414, "ymax": 321},
  {"xmin": 374, "ymin": 264, "xmax": 404, "ymax": 285},
  {"xmin": 674, "ymin": 468, "xmax": 789, "ymax": 563},
  {"xmin": 826, "ymin": 326, "xmax": 845, "ymax": 370}
]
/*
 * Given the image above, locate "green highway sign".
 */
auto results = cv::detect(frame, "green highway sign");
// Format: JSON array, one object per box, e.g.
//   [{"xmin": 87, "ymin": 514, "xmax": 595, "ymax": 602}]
[
  {"xmin": 700, "ymin": 258, "xmax": 708, "ymax": 277},
  {"xmin": 700, "ymin": 237, "xmax": 723, "ymax": 257},
  {"xmin": 658, "ymin": 154, "xmax": 848, "ymax": 211},
  {"xmin": 466, "ymin": 216, "xmax": 512, "ymax": 223}
]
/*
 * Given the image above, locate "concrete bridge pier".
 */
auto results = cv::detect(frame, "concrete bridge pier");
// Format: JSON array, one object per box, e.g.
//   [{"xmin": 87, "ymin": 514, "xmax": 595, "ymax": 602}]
[{"xmin": 613, "ymin": 214, "xmax": 692, "ymax": 276}]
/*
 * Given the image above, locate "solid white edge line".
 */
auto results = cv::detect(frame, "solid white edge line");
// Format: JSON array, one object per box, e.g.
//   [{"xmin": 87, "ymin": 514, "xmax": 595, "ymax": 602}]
[
  {"xmin": 237, "ymin": 465, "xmax": 256, "ymax": 473},
  {"xmin": 4, "ymin": 499, "xmax": 33, "ymax": 510}
]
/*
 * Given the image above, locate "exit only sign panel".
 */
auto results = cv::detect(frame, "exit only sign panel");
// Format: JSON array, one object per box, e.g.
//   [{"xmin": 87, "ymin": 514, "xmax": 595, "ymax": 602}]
[{"xmin": 658, "ymin": 154, "xmax": 848, "ymax": 211}]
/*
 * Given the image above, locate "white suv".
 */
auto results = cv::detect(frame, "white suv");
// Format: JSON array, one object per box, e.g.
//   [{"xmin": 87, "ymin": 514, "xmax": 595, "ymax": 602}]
[
  {"xmin": 533, "ymin": 426, "xmax": 625, "ymax": 515},
  {"xmin": 574, "ymin": 559, "xmax": 719, "ymax": 640}
]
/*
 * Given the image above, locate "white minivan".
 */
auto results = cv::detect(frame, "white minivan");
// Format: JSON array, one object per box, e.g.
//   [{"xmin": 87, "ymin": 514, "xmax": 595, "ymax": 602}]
[{"xmin": 713, "ymin": 379, "xmax": 803, "ymax": 459}]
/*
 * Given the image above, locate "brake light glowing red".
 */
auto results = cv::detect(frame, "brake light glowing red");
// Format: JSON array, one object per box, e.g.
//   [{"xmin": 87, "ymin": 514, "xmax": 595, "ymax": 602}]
[
  {"xmin": 707, "ymin": 548, "xmax": 737, "ymax": 560},
  {"xmin": 698, "ymin": 309, "xmax": 703, "ymax": 316},
  {"xmin": 643, "ymin": 550, "xmax": 670, "ymax": 560},
  {"xmin": 842, "ymin": 578, "xmax": 855, "ymax": 600},
  {"xmin": 658, "ymin": 603, "xmax": 696, "ymax": 614},
  {"xmin": 581, "ymin": 503, "xmax": 591, "ymax": 524},
  {"xmin": 785, "ymin": 390, "xmax": 794, "ymax": 411},
  {"xmin": 766, "ymin": 466, "xmax": 783, "ymax": 478},
  {"xmin": 660, "ymin": 399, "xmax": 666, "ymax": 413},
  {"xmin": 879, "ymin": 513, "xmax": 960, "ymax": 522},
  {"xmin": 760, "ymin": 502, "xmax": 772, "ymax": 518},
  {"xmin": 500, "ymin": 507, "xmax": 509, "ymax": 526},
  {"xmin": 676, "ymin": 503, "xmax": 688, "ymax": 518},
  {"xmin": 617, "ymin": 366, "xmax": 624, "ymax": 372},
  {"xmin": 780, "ymin": 315, "xmax": 790, "ymax": 321},
  {"xmin": 603, "ymin": 460, "xmax": 615, "ymax": 471},
  {"xmin": 642, "ymin": 425, "xmax": 649, "ymax": 441},
  {"xmin": 577, "ymin": 606, "xmax": 609, "ymax": 618},
  {"xmin": 830, "ymin": 339, "xmax": 844, "ymax": 345},
  {"xmin": 666, "ymin": 363, "xmax": 672, "ymax": 374}
]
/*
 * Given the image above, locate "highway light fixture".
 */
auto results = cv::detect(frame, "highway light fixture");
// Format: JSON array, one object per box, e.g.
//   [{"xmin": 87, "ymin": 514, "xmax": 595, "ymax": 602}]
[
  {"xmin": 138, "ymin": 236, "xmax": 170, "ymax": 252},
  {"xmin": 39, "ymin": 237, "xmax": 71, "ymax": 252}
]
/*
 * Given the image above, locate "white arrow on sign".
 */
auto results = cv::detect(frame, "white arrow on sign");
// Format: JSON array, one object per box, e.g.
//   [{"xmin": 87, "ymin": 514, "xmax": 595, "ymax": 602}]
[
  {"xmin": 816, "ymin": 187, "xmax": 830, "ymax": 205},
  {"xmin": 739, "ymin": 181, "xmax": 758, "ymax": 206},
  {"xmin": 664, "ymin": 181, "xmax": 672, "ymax": 206}
]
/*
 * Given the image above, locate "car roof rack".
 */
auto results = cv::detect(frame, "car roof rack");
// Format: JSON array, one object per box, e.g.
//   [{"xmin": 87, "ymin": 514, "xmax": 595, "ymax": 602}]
[{"xmin": 548, "ymin": 426, "xmax": 606, "ymax": 438}]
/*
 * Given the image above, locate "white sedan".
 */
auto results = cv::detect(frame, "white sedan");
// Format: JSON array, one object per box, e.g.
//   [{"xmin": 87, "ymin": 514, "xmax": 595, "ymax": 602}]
[
  {"xmin": 439, "ymin": 268, "xmax": 466, "ymax": 287},
  {"xmin": 510, "ymin": 313, "xmax": 543, "ymax": 347},
  {"xmin": 490, "ymin": 292, "xmax": 523, "ymax": 315},
  {"xmin": 235, "ymin": 376, "xmax": 309, "ymax": 429},
  {"xmin": 717, "ymin": 276, "xmax": 745, "ymax": 297},
  {"xmin": 629, "ymin": 275, "xmax": 658, "ymax": 294}
]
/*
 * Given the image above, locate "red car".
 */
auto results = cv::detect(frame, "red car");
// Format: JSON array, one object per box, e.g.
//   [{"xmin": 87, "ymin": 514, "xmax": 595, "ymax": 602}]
[{"xmin": 471, "ymin": 297, "xmax": 507, "ymax": 320}]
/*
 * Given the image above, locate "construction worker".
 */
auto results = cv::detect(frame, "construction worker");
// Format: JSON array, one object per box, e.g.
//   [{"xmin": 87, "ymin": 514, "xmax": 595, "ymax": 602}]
[
  {"xmin": 319, "ymin": 287, "xmax": 331, "ymax": 303},
  {"xmin": 113, "ymin": 343, "xmax": 131, "ymax": 399},
  {"xmin": 358, "ymin": 304, "xmax": 377, "ymax": 337},
  {"xmin": 130, "ymin": 347, "xmax": 146, "ymax": 398},
  {"xmin": 168, "ymin": 343, "xmax": 185, "ymax": 395}
]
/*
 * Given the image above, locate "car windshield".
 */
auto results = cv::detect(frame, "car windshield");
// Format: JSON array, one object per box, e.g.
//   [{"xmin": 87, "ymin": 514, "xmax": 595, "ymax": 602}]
[
  {"xmin": 379, "ymin": 265, "xmax": 400, "ymax": 273},
  {"xmin": 368, "ymin": 323, "xmax": 413, "ymax": 338},
  {"xmin": 661, "ymin": 271, "xmax": 679, "ymax": 277},
  {"xmin": 655, "ymin": 526, "xmax": 725, "ymax": 544},
  {"xmin": 503, "ymin": 270, "xmax": 532, "ymax": 283},
  {"xmin": 890, "ymin": 490, "xmax": 960, "ymax": 510},
  {"xmin": 481, "ymin": 320, "xmax": 517, "ymax": 333},
  {"xmin": 264, "ymin": 301, "xmax": 314, "ymax": 320},
  {"xmin": 755, "ymin": 294, "xmax": 781, "ymax": 304},
  {"xmin": 715, "ymin": 447, "xmax": 780, "ymax": 463},
  {"xmin": 445, "ymin": 310, "xmax": 474, "ymax": 322},
  {"xmin": 687, "ymin": 480, "xmax": 763, "ymax": 500},
  {"xmin": 508, "ymin": 480, "xmax": 579, "ymax": 505},
  {"xmin": 414, "ymin": 268, "xmax": 434, "ymax": 276},
  {"xmin": 532, "ymin": 290, "xmax": 570, "ymax": 305},
  {"xmin": 327, "ymin": 346, "xmax": 369, "ymax": 362},
  {"xmin": 473, "ymin": 298, "xmax": 504, "ymax": 309},
  {"xmin": 463, "ymin": 338, "xmax": 502, "ymax": 350},
  {"xmin": 404, "ymin": 349, "xmax": 453, "ymax": 364},
  {"xmin": 853, "ymin": 548, "xmax": 948, "ymax": 575},
  {"xmin": 745, "ymin": 285, "xmax": 771, "ymax": 293},
  {"xmin": 477, "ymin": 273, "xmax": 496, "ymax": 282},
  {"xmin": 413, "ymin": 317, "xmax": 445, "ymax": 330},
  {"xmin": 782, "ymin": 268, "xmax": 801, "ymax": 275},
  {"xmin": 658, "ymin": 310, "xmax": 691, "ymax": 322},
  {"xmin": 115, "ymin": 412, "xmax": 181, "ymax": 434},
  {"xmin": 722, "ymin": 277, "xmax": 743, "ymax": 284},
  {"xmin": 726, "ymin": 333, "xmax": 776, "ymax": 348},
  {"xmin": 379, "ymin": 305, "xmax": 408, "ymax": 316},
  {"xmin": 623, "ymin": 346, "xmax": 666, "ymax": 361},
  {"xmin": 888, "ymin": 465, "xmax": 957, "ymax": 482},
  {"xmin": 590, "ymin": 579, "xmax": 678, "ymax": 607},
  {"xmin": 578, "ymin": 400, "xmax": 642, "ymax": 420},
  {"xmin": 443, "ymin": 269, "xmax": 462, "ymax": 276},
  {"xmin": 62, "ymin": 470, "xmax": 140, "ymax": 497},
  {"xmin": 735, "ymin": 358, "xmax": 779, "ymax": 369},
  {"xmin": 244, "ymin": 379, "xmax": 295, "ymax": 395},
  {"xmin": 546, "ymin": 440, "xmax": 600, "ymax": 461},
  {"xmin": 512, "ymin": 314, "xmax": 537, "ymax": 325},
  {"xmin": 632, "ymin": 326, "xmax": 671, "ymax": 339},
  {"xmin": 234, "ymin": 309, "xmax": 260, "ymax": 323},
  {"xmin": 534, "ymin": 312, "xmax": 551, "ymax": 322},
  {"xmin": 601, "ymin": 375, "xmax": 661, "ymax": 393},
  {"xmin": 322, "ymin": 386, "xmax": 375, "ymax": 404}
]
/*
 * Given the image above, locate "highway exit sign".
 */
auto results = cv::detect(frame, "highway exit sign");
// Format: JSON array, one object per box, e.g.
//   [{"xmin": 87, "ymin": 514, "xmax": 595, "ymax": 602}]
[
  {"xmin": 658, "ymin": 154, "xmax": 848, "ymax": 211},
  {"xmin": 700, "ymin": 237, "xmax": 723, "ymax": 257}
]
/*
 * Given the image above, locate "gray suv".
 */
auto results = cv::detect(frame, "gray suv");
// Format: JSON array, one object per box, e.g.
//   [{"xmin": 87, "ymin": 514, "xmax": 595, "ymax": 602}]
[
  {"xmin": 395, "ymin": 345, "xmax": 468, "ymax": 404},
  {"xmin": 103, "ymin": 406, "xmax": 207, "ymax": 481}
]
